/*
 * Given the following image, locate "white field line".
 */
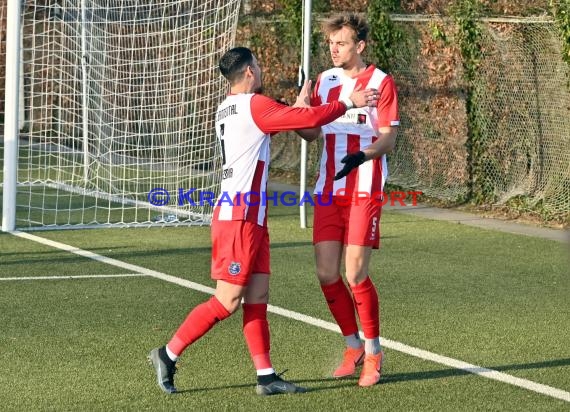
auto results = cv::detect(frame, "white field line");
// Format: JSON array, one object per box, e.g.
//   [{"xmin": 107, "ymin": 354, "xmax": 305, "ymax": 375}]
[
  {"xmin": 0, "ymin": 274, "xmax": 147, "ymax": 281},
  {"xmin": 10, "ymin": 231, "xmax": 570, "ymax": 403}
]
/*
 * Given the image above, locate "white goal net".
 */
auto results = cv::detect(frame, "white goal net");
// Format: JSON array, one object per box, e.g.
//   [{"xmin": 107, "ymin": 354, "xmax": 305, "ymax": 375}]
[{"xmin": 3, "ymin": 0, "xmax": 241, "ymax": 230}]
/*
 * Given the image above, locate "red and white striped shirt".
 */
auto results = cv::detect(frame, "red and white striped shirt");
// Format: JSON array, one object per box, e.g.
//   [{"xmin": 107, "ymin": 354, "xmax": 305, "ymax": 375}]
[
  {"xmin": 214, "ymin": 93, "xmax": 348, "ymax": 226},
  {"xmin": 311, "ymin": 65, "xmax": 399, "ymax": 196}
]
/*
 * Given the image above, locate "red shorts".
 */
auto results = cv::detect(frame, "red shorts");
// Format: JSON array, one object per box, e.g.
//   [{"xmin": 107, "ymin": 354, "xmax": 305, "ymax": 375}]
[
  {"xmin": 211, "ymin": 219, "xmax": 270, "ymax": 285},
  {"xmin": 313, "ymin": 194, "xmax": 382, "ymax": 248}
]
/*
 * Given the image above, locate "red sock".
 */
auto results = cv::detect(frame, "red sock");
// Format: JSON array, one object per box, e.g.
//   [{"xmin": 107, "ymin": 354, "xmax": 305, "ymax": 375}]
[
  {"xmin": 167, "ymin": 296, "xmax": 231, "ymax": 356},
  {"xmin": 242, "ymin": 303, "xmax": 272, "ymax": 370},
  {"xmin": 350, "ymin": 276, "xmax": 380, "ymax": 339},
  {"xmin": 321, "ymin": 277, "xmax": 359, "ymax": 336}
]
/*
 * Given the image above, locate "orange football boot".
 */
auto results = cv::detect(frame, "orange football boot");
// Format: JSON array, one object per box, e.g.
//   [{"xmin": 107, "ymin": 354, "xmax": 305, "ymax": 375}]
[
  {"xmin": 332, "ymin": 346, "xmax": 365, "ymax": 378},
  {"xmin": 358, "ymin": 351, "xmax": 384, "ymax": 387}
]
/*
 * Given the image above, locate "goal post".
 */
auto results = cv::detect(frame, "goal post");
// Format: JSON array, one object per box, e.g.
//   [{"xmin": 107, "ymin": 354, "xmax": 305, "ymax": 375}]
[
  {"xmin": 2, "ymin": 0, "xmax": 242, "ymax": 231},
  {"xmin": 2, "ymin": 0, "xmax": 21, "ymax": 232},
  {"xmin": 299, "ymin": 0, "xmax": 312, "ymax": 229}
]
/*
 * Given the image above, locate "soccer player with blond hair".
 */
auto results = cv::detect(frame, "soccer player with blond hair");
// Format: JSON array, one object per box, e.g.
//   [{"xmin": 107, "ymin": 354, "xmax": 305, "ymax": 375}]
[{"xmin": 296, "ymin": 13, "xmax": 400, "ymax": 387}]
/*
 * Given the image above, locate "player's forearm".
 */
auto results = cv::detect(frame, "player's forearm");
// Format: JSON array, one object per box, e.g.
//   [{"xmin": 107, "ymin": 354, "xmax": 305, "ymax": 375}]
[
  {"xmin": 252, "ymin": 94, "xmax": 347, "ymax": 133},
  {"xmin": 295, "ymin": 127, "xmax": 321, "ymax": 142},
  {"xmin": 362, "ymin": 128, "xmax": 397, "ymax": 160}
]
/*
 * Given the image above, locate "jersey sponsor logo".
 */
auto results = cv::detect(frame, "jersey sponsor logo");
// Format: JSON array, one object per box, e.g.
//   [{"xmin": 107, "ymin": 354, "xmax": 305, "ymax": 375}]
[
  {"xmin": 328, "ymin": 75, "xmax": 338, "ymax": 81},
  {"xmin": 335, "ymin": 111, "xmax": 370, "ymax": 125},
  {"xmin": 336, "ymin": 112, "xmax": 359, "ymax": 122},
  {"xmin": 228, "ymin": 262, "xmax": 241, "ymax": 275}
]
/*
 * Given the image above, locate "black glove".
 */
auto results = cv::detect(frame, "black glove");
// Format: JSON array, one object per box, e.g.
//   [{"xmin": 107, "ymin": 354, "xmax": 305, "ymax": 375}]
[{"xmin": 334, "ymin": 151, "xmax": 366, "ymax": 180}]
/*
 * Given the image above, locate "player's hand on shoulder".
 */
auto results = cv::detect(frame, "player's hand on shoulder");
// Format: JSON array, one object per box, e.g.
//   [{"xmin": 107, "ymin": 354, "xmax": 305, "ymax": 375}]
[{"xmin": 349, "ymin": 86, "xmax": 378, "ymax": 109}]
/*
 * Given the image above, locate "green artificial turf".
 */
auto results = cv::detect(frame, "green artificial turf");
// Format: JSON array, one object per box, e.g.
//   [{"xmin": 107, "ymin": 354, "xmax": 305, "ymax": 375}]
[{"xmin": 0, "ymin": 202, "xmax": 568, "ymax": 411}]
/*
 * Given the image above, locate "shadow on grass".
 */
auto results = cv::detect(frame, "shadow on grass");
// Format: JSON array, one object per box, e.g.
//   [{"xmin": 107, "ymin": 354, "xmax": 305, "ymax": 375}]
[
  {"xmin": 175, "ymin": 376, "xmax": 358, "ymax": 394},
  {"xmin": 173, "ymin": 358, "xmax": 570, "ymax": 394}
]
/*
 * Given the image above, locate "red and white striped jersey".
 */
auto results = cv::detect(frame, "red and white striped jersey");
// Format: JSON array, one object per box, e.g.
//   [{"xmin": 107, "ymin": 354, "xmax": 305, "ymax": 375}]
[
  {"xmin": 214, "ymin": 93, "xmax": 270, "ymax": 227},
  {"xmin": 311, "ymin": 65, "xmax": 399, "ymax": 196},
  {"xmin": 214, "ymin": 92, "xmax": 348, "ymax": 226}
]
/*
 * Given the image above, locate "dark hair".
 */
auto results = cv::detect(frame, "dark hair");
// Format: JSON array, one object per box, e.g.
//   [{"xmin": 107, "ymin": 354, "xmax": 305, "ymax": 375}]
[
  {"xmin": 322, "ymin": 13, "xmax": 369, "ymax": 43},
  {"xmin": 219, "ymin": 47, "xmax": 254, "ymax": 84}
]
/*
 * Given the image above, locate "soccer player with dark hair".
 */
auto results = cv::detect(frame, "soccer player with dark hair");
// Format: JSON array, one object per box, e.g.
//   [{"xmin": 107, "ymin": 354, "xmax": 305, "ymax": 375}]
[
  {"xmin": 148, "ymin": 46, "xmax": 378, "ymax": 396},
  {"xmin": 295, "ymin": 13, "xmax": 400, "ymax": 387}
]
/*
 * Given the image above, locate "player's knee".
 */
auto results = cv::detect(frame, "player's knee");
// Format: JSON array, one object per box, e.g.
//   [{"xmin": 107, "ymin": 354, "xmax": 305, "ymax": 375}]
[
  {"xmin": 345, "ymin": 271, "xmax": 368, "ymax": 287},
  {"xmin": 316, "ymin": 270, "xmax": 342, "ymax": 285},
  {"xmin": 215, "ymin": 293, "xmax": 244, "ymax": 314},
  {"xmin": 244, "ymin": 288, "xmax": 268, "ymax": 304},
  {"xmin": 224, "ymin": 298, "xmax": 242, "ymax": 314}
]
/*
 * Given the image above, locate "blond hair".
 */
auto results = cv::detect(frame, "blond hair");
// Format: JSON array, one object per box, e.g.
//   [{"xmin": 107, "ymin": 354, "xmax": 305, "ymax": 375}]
[{"xmin": 322, "ymin": 13, "xmax": 369, "ymax": 43}]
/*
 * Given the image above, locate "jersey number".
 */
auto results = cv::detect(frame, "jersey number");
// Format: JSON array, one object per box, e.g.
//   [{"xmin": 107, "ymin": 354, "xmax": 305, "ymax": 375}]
[
  {"xmin": 220, "ymin": 139, "xmax": 227, "ymax": 166},
  {"xmin": 370, "ymin": 216, "xmax": 378, "ymax": 240},
  {"xmin": 219, "ymin": 123, "xmax": 226, "ymax": 165}
]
